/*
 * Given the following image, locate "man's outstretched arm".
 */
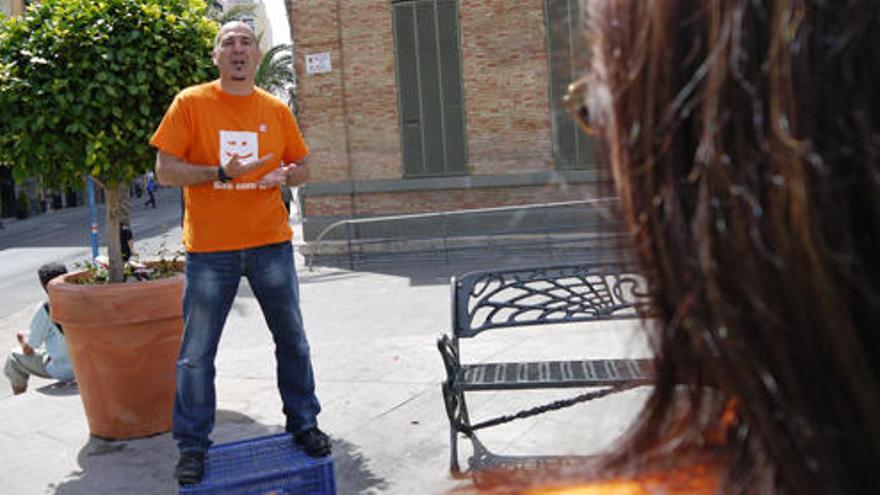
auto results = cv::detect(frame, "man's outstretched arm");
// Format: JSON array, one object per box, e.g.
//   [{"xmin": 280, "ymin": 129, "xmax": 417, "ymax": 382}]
[{"xmin": 155, "ymin": 150, "xmax": 274, "ymax": 187}]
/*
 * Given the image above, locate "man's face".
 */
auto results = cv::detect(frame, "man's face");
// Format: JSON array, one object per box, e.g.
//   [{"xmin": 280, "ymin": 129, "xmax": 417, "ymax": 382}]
[{"xmin": 213, "ymin": 23, "xmax": 260, "ymax": 83}]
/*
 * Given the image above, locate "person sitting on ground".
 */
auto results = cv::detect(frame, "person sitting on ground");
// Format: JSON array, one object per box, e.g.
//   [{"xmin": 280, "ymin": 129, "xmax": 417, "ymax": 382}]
[
  {"xmin": 3, "ymin": 262, "xmax": 75, "ymax": 395},
  {"xmin": 473, "ymin": 1, "xmax": 880, "ymax": 494}
]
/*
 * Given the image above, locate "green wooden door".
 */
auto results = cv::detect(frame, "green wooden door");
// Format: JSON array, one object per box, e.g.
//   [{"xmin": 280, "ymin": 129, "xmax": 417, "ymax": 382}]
[
  {"xmin": 545, "ymin": 0, "xmax": 595, "ymax": 170},
  {"xmin": 393, "ymin": 0, "xmax": 468, "ymax": 177}
]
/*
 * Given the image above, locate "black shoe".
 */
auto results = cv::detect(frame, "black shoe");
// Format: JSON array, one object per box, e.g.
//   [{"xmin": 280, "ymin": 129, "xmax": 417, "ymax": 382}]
[
  {"xmin": 295, "ymin": 427, "xmax": 331, "ymax": 457},
  {"xmin": 174, "ymin": 451, "xmax": 205, "ymax": 485}
]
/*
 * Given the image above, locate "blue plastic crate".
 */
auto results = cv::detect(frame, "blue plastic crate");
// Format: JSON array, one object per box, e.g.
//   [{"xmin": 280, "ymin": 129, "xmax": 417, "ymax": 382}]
[{"xmin": 179, "ymin": 433, "xmax": 335, "ymax": 495}]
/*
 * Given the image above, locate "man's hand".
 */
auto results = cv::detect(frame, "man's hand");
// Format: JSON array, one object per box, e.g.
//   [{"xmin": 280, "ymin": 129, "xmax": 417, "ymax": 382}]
[
  {"xmin": 16, "ymin": 331, "xmax": 33, "ymax": 355},
  {"xmin": 258, "ymin": 162, "xmax": 309, "ymax": 188},
  {"xmin": 223, "ymin": 153, "xmax": 274, "ymax": 179}
]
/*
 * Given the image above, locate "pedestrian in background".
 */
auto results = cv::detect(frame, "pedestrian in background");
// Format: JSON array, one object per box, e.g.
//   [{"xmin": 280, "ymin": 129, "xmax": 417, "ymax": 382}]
[{"xmin": 144, "ymin": 171, "xmax": 157, "ymax": 208}]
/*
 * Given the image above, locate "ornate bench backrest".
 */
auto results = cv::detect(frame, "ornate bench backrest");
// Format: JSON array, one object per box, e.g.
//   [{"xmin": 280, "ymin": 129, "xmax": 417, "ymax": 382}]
[{"xmin": 452, "ymin": 263, "xmax": 649, "ymax": 339}]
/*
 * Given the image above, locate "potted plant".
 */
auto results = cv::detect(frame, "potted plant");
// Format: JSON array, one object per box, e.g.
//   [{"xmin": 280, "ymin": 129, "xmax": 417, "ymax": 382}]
[
  {"xmin": 0, "ymin": 0, "xmax": 216, "ymax": 439},
  {"xmin": 48, "ymin": 259, "xmax": 186, "ymax": 439}
]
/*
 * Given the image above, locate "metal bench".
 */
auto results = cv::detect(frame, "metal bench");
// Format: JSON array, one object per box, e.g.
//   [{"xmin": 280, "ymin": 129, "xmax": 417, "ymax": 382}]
[{"xmin": 436, "ymin": 263, "xmax": 654, "ymax": 473}]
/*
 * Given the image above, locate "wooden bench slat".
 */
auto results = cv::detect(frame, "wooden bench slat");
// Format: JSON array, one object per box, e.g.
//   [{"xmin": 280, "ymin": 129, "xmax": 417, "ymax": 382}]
[{"xmin": 455, "ymin": 358, "xmax": 653, "ymax": 391}]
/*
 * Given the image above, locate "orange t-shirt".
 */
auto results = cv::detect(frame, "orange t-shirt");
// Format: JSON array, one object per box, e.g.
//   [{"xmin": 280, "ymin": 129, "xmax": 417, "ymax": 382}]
[{"xmin": 150, "ymin": 80, "xmax": 308, "ymax": 252}]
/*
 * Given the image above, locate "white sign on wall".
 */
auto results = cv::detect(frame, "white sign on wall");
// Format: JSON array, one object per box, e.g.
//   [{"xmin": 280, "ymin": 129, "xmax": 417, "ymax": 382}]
[{"xmin": 305, "ymin": 52, "xmax": 332, "ymax": 75}]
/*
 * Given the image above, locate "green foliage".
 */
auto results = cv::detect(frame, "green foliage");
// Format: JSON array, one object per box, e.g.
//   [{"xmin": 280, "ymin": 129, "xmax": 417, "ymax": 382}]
[
  {"xmin": 0, "ymin": 0, "xmax": 217, "ymax": 190},
  {"xmin": 256, "ymin": 44, "xmax": 295, "ymax": 99},
  {"xmin": 70, "ymin": 259, "xmax": 183, "ymax": 284},
  {"xmin": 71, "ymin": 231, "xmax": 184, "ymax": 285}
]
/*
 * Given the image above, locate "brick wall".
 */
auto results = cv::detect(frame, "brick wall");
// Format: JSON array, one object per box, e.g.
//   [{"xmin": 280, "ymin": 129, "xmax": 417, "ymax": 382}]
[
  {"xmin": 293, "ymin": 0, "xmax": 401, "ymax": 184},
  {"xmin": 293, "ymin": 0, "xmax": 583, "ymax": 221},
  {"xmin": 305, "ymin": 183, "xmax": 598, "ymax": 218},
  {"xmin": 460, "ymin": 0, "xmax": 554, "ymax": 176}
]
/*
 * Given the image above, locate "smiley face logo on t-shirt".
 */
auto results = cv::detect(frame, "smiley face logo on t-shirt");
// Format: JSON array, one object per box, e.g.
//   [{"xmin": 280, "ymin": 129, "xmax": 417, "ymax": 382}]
[{"xmin": 220, "ymin": 130, "xmax": 258, "ymax": 165}]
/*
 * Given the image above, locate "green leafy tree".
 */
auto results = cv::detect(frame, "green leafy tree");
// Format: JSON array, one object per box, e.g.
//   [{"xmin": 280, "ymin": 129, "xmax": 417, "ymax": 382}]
[
  {"xmin": 0, "ymin": 0, "xmax": 217, "ymax": 282},
  {"xmin": 255, "ymin": 44, "xmax": 295, "ymax": 99}
]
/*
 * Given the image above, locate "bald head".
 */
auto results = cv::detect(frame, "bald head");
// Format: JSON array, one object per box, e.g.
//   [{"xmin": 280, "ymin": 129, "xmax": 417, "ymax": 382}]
[
  {"xmin": 214, "ymin": 21, "xmax": 258, "ymax": 52},
  {"xmin": 212, "ymin": 20, "xmax": 261, "ymax": 94}
]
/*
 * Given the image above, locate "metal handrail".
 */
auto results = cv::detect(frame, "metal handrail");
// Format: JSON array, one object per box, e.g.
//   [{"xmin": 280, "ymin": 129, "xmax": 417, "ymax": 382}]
[{"xmin": 305, "ymin": 197, "xmax": 620, "ymax": 270}]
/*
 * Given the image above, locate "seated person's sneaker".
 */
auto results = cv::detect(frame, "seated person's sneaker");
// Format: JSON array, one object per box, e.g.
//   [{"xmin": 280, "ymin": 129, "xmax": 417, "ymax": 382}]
[
  {"xmin": 295, "ymin": 427, "xmax": 331, "ymax": 457},
  {"xmin": 174, "ymin": 451, "xmax": 205, "ymax": 485}
]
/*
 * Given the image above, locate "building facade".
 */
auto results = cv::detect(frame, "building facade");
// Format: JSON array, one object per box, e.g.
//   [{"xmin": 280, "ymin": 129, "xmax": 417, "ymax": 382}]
[{"xmin": 292, "ymin": 0, "xmax": 603, "ymax": 237}]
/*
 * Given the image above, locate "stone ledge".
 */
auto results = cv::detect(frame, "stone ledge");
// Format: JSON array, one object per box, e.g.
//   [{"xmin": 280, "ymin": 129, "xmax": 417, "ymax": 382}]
[{"xmin": 302, "ymin": 170, "xmax": 601, "ymax": 196}]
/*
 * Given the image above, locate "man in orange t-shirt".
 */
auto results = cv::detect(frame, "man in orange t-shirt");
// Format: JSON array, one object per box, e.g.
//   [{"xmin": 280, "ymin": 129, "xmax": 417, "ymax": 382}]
[{"xmin": 150, "ymin": 21, "xmax": 329, "ymax": 486}]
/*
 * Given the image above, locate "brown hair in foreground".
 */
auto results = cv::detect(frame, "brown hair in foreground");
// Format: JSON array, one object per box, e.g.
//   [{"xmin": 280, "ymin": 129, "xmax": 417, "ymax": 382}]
[
  {"xmin": 472, "ymin": 1, "xmax": 880, "ymax": 493},
  {"xmin": 588, "ymin": 0, "xmax": 880, "ymax": 493}
]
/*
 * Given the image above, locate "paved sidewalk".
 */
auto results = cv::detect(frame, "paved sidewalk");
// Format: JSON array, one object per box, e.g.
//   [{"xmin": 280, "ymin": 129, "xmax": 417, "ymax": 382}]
[{"xmin": 0, "ymin": 231, "xmax": 651, "ymax": 494}]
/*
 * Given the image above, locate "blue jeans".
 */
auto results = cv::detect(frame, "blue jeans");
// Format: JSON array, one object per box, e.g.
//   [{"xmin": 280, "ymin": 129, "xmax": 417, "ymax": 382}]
[{"xmin": 173, "ymin": 242, "xmax": 321, "ymax": 453}]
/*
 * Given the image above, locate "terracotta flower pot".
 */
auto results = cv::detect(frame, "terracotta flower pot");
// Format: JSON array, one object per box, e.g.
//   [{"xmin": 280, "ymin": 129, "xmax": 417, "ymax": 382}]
[{"xmin": 48, "ymin": 266, "xmax": 184, "ymax": 439}]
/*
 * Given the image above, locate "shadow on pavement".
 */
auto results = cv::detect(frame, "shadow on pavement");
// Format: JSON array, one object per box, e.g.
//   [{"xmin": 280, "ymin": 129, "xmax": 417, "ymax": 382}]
[
  {"xmin": 36, "ymin": 381, "xmax": 79, "ymax": 397},
  {"xmin": 50, "ymin": 409, "xmax": 388, "ymax": 494},
  {"xmin": 53, "ymin": 409, "xmax": 273, "ymax": 495},
  {"xmin": 332, "ymin": 438, "xmax": 390, "ymax": 494},
  {"xmin": 54, "ymin": 431, "xmax": 178, "ymax": 494}
]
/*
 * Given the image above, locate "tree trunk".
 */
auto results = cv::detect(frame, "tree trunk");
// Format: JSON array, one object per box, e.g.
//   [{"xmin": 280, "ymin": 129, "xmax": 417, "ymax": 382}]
[
  {"xmin": 105, "ymin": 184, "xmax": 124, "ymax": 283},
  {"xmin": 118, "ymin": 182, "xmax": 131, "ymax": 227}
]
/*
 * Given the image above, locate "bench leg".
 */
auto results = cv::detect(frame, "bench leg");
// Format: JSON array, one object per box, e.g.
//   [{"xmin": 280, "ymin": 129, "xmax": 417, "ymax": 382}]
[
  {"xmin": 452, "ymin": 390, "xmax": 477, "ymax": 476},
  {"xmin": 438, "ymin": 335, "xmax": 470, "ymax": 475},
  {"xmin": 457, "ymin": 393, "xmax": 475, "ymax": 473},
  {"xmin": 442, "ymin": 381, "xmax": 466, "ymax": 474},
  {"xmin": 449, "ymin": 418, "xmax": 461, "ymax": 474}
]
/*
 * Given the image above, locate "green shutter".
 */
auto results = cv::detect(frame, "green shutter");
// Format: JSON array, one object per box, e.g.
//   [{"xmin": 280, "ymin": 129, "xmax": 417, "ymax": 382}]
[
  {"xmin": 393, "ymin": 0, "xmax": 467, "ymax": 177},
  {"xmin": 569, "ymin": 0, "xmax": 595, "ymax": 168},
  {"xmin": 436, "ymin": 0, "xmax": 467, "ymax": 173},
  {"xmin": 393, "ymin": 3, "xmax": 426, "ymax": 174},
  {"xmin": 545, "ymin": 0, "xmax": 595, "ymax": 170},
  {"xmin": 415, "ymin": 0, "xmax": 446, "ymax": 175}
]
